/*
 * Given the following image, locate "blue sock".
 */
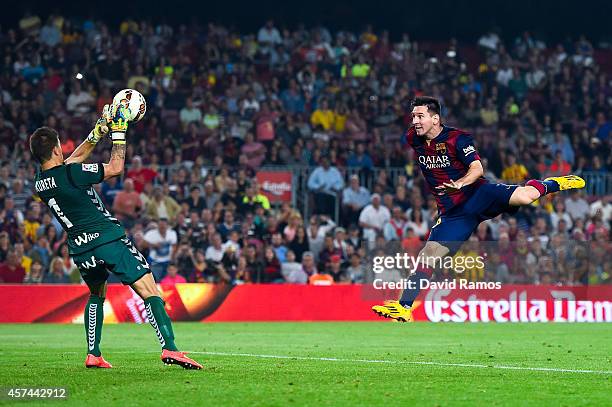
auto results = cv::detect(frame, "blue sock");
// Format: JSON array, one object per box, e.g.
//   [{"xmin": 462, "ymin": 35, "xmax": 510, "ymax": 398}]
[
  {"xmin": 399, "ymin": 271, "xmax": 430, "ymax": 308},
  {"xmin": 526, "ymin": 179, "xmax": 560, "ymax": 196},
  {"xmin": 542, "ymin": 180, "xmax": 560, "ymax": 194}
]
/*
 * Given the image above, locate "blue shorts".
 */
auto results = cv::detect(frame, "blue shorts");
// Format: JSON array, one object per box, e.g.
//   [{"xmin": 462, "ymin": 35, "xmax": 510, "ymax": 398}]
[{"xmin": 429, "ymin": 183, "xmax": 518, "ymax": 254}]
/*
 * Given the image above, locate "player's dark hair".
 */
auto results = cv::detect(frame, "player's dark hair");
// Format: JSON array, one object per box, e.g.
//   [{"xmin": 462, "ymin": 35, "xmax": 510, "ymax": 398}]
[
  {"xmin": 29, "ymin": 127, "xmax": 60, "ymax": 164},
  {"xmin": 411, "ymin": 96, "xmax": 442, "ymax": 118}
]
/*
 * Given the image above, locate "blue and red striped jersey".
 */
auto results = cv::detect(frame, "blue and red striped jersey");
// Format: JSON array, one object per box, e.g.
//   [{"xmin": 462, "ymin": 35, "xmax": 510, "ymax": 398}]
[{"xmin": 402, "ymin": 125, "xmax": 488, "ymax": 215}]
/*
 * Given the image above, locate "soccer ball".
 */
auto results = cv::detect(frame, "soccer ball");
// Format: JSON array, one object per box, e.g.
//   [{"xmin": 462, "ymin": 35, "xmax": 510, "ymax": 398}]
[{"xmin": 112, "ymin": 89, "xmax": 146, "ymax": 122}]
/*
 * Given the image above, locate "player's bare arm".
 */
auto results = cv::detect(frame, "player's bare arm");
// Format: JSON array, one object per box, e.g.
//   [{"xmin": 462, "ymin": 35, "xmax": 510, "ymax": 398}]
[
  {"xmin": 102, "ymin": 105, "xmax": 129, "ymax": 180},
  {"xmin": 436, "ymin": 160, "xmax": 484, "ymax": 192},
  {"xmin": 103, "ymin": 142, "xmax": 126, "ymax": 180}
]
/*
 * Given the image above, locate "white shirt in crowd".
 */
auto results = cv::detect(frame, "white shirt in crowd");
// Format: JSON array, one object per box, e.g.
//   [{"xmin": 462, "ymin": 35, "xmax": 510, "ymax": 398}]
[
  {"xmin": 144, "ymin": 228, "xmax": 177, "ymax": 263},
  {"xmin": 359, "ymin": 204, "xmax": 390, "ymax": 242},
  {"xmin": 564, "ymin": 196, "xmax": 590, "ymax": 221},
  {"xmin": 307, "ymin": 218, "xmax": 336, "ymax": 260},
  {"xmin": 205, "ymin": 245, "xmax": 224, "ymax": 262},
  {"xmin": 66, "ymin": 91, "xmax": 94, "ymax": 115},
  {"xmin": 550, "ymin": 211, "xmax": 573, "ymax": 232}
]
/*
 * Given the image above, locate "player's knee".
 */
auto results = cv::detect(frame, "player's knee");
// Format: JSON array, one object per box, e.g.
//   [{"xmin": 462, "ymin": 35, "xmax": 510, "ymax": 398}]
[
  {"xmin": 510, "ymin": 187, "xmax": 538, "ymax": 206},
  {"xmin": 130, "ymin": 273, "xmax": 160, "ymax": 300},
  {"xmin": 418, "ymin": 242, "xmax": 449, "ymax": 267},
  {"xmin": 88, "ymin": 282, "xmax": 107, "ymax": 297}
]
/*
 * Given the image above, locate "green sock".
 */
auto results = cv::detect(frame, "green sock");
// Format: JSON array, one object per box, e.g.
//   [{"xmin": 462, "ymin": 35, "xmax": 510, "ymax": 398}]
[
  {"xmin": 144, "ymin": 296, "xmax": 178, "ymax": 351},
  {"xmin": 85, "ymin": 295, "xmax": 104, "ymax": 357}
]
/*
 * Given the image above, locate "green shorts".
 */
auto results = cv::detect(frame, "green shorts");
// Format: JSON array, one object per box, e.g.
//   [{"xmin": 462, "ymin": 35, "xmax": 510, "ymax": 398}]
[{"xmin": 72, "ymin": 237, "xmax": 151, "ymax": 286}]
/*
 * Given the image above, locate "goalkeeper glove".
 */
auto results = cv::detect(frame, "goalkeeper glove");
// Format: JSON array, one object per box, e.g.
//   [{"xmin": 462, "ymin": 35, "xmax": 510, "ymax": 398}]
[
  {"xmin": 85, "ymin": 106, "xmax": 110, "ymax": 145},
  {"xmin": 107, "ymin": 104, "xmax": 129, "ymax": 145}
]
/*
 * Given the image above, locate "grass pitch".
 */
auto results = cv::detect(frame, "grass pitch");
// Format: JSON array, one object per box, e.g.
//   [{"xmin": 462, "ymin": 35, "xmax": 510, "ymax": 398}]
[{"xmin": 1, "ymin": 322, "xmax": 610, "ymax": 406}]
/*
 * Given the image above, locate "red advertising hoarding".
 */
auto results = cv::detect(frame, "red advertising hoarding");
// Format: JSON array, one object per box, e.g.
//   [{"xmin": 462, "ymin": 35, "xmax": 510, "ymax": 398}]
[
  {"xmin": 256, "ymin": 171, "xmax": 292, "ymax": 203},
  {"xmin": 0, "ymin": 284, "xmax": 610, "ymax": 323}
]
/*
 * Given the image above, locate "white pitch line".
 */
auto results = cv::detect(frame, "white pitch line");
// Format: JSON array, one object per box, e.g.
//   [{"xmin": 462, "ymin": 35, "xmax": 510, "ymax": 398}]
[
  {"xmin": 189, "ymin": 351, "xmax": 612, "ymax": 375},
  {"xmin": 37, "ymin": 350, "xmax": 612, "ymax": 375}
]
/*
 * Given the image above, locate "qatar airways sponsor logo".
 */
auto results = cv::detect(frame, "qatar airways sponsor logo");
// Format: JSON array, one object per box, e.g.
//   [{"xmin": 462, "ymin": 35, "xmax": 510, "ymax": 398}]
[
  {"xmin": 261, "ymin": 180, "xmax": 291, "ymax": 196},
  {"xmin": 418, "ymin": 155, "xmax": 450, "ymax": 169},
  {"xmin": 424, "ymin": 289, "xmax": 612, "ymax": 323}
]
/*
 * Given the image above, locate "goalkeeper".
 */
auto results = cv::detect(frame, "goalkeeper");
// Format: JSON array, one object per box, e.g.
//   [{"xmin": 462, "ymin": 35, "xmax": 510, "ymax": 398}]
[{"xmin": 30, "ymin": 105, "xmax": 202, "ymax": 370}]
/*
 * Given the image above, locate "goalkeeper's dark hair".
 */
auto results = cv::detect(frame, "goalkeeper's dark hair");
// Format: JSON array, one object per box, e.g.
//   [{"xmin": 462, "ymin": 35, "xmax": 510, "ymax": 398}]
[
  {"xmin": 30, "ymin": 127, "xmax": 60, "ymax": 164},
  {"xmin": 411, "ymin": 96, "xmax": 442, "ymax": 118}
]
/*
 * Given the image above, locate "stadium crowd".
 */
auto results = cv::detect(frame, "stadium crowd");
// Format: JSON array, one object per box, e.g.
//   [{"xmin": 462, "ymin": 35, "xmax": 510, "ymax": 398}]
[{"xmin": 0, "ymin": 14, "xmax": 610, "ymax": 286}]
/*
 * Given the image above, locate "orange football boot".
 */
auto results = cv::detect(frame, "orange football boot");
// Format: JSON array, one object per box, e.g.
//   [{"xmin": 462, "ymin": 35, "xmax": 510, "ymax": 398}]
[
  {"xmin": 161, "ymin": 349, "xmax": 203, "ymax": 370},
  {"xmin": 85, "ymin": 354, "xmax": 113, "ymax": 368}
]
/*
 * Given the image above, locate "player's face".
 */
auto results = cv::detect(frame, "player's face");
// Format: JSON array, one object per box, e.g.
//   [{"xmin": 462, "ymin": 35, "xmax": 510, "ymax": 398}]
[{"xmin": 412, "ymin": 106, "xmax": 438, "ymax": 136}]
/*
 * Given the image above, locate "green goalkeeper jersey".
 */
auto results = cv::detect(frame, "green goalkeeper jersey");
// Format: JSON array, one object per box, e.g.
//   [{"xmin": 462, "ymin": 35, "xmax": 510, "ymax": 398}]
[{"xmin": 34, "ymin": 163, "xmax": 125, "ymax": 255}]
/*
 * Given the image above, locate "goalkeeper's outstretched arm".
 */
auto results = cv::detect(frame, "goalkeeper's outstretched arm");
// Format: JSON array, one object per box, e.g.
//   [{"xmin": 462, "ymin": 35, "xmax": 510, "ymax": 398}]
[
  {"xmin": 103, "ymin": 142, "xmax": 125, "ymax": 180},
  {"xmin": 65, "ymin": 107, "xmax": 110, "ymax": 165},
  {"xmin": 102, "ymin": 112, "xmax": 129, "ymax": 180}
]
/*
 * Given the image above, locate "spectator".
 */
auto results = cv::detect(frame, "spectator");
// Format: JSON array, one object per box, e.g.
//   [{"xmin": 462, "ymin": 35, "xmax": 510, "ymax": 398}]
[
  {"xmin": 145, "ymin": 186, "xmax": 181, "ymax": 223},
  {"xmin": 14, "ymin": 242, "xmax": 32, "ymax": 274},
  {"xmin": 205, "ymin": 233, "xmax": 225, "ymax": 263},
  {"xmin": 203, "ymin": 181, "xmax": 221, "ymax": 210},
  {"xmin": 359, "ymin": 194, "xmax": 391, "ymax": 247},
  {"xmin": 24, "ymin": 260, "xmax": 44, "ymax": 284},
  {"xmin": 299, "ymin": 251, "xmax": 317, "ymax": 276},
  {"xmin": 548, "ymin": 151, "xmax": 571, "ymax": 177},
  {"xmin": 347, "ymin": 143, "xmax": 374, "ymax": 171},
  {"xmin": 29, "ymin": 235, "xmax": 52, "ymax": 270},
  {"xmin": 288, "ymin": 226, "xmax": 309, "ymax": 262},
  {"xmin": 281, "ymin": 250, "xmax": 305, "ymax": 283},
  {"xmin": 0, "ymin": 232, "xmax": 9, "ymax": 262},
  {"xmin": 565, "ymin": 190, "xmax": 590, "ymax": 222},
  {"xmin": 550, "ymin": 124, "xmax": 575, "ymax": 165},
  {"xmin": 405, "ymin": 207, "xmax": 429, "ymax": 239},
  {"xmin": 257, "ymin": 20, "xmax": 282, "ymax": 53},
  {"xmin": 161, "ymin": 263, "xmax": 187, "ymax": 285},
  {"xmin": 218, "ymin": 211, "xmax": 241, "ymax": 241},
  {"xmin": 306, "ymin": 215, "xmax": 336, "ymax": 260},
  {"xmin": 179, "ymin": 97, "xmax": 202, "ymax": 130},
  {"xmin": 183, "ymin": 185, "xmax": 207, "ymax": 213},
  {"xmin": 42, "ymin": 257, "xmax": 70, "ymax": 284},
  {"xmin": 262, "ymin": 246, "xmax": 282, "ymax": 282},
  {"xmin": 0, "ymin": 250, "xmax": 25, "ymax": 283},
  {"xmin": 310, "ymin": 99, "xmax": 334, "ymax": 131},
  {"xmin": 346, "ymin": 253, "xmax": 365, "ymax": 283},
  {"xmin": 101, "ymin": 176, "xmax": 123, "ymax": 207},
  {"xmin": 66, "ymin": 81, "xmax": 94, "ymax": 116},
  {"xmin": 383, "ymin": 206, "xmax": 407, "ymax": 241},
  {"xmin": 332, "ymin": 227, "xmax": 350, "ymax": 260},
  {"xmin": 112, "ymin": 178, "xmax": 142, "ymax": 229},
  {"xmin": 327, "ymin": 254, "xmax": 346, "ymax": 282},
  {"xmin": 144, "ymin": 218, "xmax": 177, "ymax": 280},
  {"xmin": 501, "ymin": 153, "xmax": 529, "ymax": 184},
  {"xmin": 126, "ymin": 156, "xmax": 157, "ymax": 193},
  {"xmin": 240, "ymin": 132, "xmax": 266, "ymax": 169},
  {"xmin": 241, "ymin": 183, "xmax": 270, "ymax": 213},
  {"xmin": 341, "ymin": 175, "xmax": 371, "ymax": 227},
  {"xmin": 271, "ymin": 232, "xmax": 289, "ymax": 263},
  {"xmin": 307, "ymin": 157, "xmax": 344, "ymax": 217}
]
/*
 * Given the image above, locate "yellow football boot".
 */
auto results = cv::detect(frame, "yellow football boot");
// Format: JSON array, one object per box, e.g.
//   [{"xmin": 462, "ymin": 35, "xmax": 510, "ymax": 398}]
[
  {"xmin": 544, "ymin": 175, "xmax": 585, "ymax": 191},
  {"xmin": 372, "ymin": 300, "xmax": 412, "ymax": 322}
]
